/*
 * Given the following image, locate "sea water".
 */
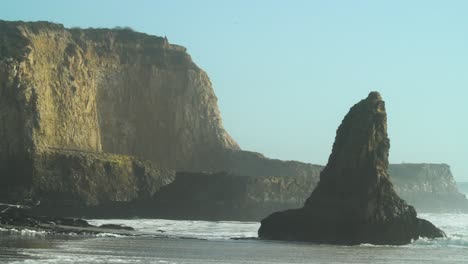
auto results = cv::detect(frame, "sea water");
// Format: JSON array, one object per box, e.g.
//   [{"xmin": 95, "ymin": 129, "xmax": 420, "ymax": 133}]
[{"xmin": 1, "ymin": 214, "xmax": 467, "ymax": 263}]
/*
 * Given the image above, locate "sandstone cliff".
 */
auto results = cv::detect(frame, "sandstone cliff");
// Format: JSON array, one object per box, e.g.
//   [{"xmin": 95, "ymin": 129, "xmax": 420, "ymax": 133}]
[
  {"xmin": 0, "ymin": 20, "xmax": 239, "ymax": 205},
  {"xmin": 258, "ymin": 92, "xmax": 444, "ymax": 245},
  {"xmin": 0, "ymin": 20, "xmax": 238, "ymax": 173}
]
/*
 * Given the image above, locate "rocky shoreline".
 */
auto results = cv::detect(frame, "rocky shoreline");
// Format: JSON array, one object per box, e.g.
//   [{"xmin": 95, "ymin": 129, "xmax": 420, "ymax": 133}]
[{"xmin": 0, "ymin": 204, "xmax": 135, "ymax": 236}]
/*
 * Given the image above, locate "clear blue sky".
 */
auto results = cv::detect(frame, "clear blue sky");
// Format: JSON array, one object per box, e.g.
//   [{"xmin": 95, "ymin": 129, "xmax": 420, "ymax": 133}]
[{"xmin": 2, "ymin": 0, "xmax": 467, "ymax": 180}]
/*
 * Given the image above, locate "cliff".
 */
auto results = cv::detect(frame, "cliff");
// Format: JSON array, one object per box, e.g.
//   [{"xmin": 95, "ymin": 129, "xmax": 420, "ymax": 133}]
[
  {"xmin": 0, "ymin": 20, "xmax": 239, "ymax": 206},
  {"xmin": 147, "ymin": 171, "xmax": 317, "ymax": 221},
  {"xmin": 0, "ymin": 20, "xmax": 331, "ymax": 212},
  {"xmin": 138, "ymin": 163, "xmax": 467, "ymax": 221},
  {"xmin": 1, "ymin": 148, "xmax": 175, "ymax": 217},
  {"xmin": 0, "ymin": 20, "xmax": 239, "ymax": 171},
  {"xmin": 258, "ymin": 92, "xmax": 444, "ymax": 245},
  {"xmin": 390, "ymin": 163, "xmax": 468, "ymax": 212}
]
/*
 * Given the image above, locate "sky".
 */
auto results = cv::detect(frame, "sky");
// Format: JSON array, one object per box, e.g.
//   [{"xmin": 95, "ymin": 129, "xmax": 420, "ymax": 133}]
[{"xmin": 1, "ymin": 0, "xmax": 467, "ymax": 180}]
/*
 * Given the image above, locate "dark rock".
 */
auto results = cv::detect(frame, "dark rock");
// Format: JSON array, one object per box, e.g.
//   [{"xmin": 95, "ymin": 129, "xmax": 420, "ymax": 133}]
[
  {"xmin": 98, "ymin": 224, "xmax": 135, "ymax": 231},
  {"xmin": 258, "ymin": 92, "xmax": 445, "ymax": 245},
  {"xmin": 0, "ymin": 206, "xmax": 135, "ymax": 235},
  {"xmin": 147, "ymin": 171, "xmax": 316, "ymax": 221},
  {"xmin": 49, "ymin": 217, "xmax": 91, "ymax": 227}
]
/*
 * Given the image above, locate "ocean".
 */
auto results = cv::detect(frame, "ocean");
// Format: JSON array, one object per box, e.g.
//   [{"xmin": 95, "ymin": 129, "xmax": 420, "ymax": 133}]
[{"xmin": 1, "ymin": 213, "xmax": 468, "ymax": 263}]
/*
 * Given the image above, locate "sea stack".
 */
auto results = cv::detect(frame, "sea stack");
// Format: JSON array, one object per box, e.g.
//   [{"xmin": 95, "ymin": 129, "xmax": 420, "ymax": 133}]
[{"xmin": 258, "ymin": 92, "xmax": 445, "ymax": 245}]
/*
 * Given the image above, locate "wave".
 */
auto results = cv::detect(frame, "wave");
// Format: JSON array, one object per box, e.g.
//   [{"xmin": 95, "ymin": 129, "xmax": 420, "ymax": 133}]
[
  {"xmin": 0, "ymin": 226, "xmax": 132, "ymax": 238},
  {"xmin": 38, "ymin": 213, "xmax": 466, "ymax": 248},
  {"xmin": 0, "ymin": 227, "xmax": 48, "ymax": 236},
  {"xmin": 88, "ymin": 218, "xmax": 260, "ymax": 240},
  {"xmin": 411, "ymin": 235, "xmax": 468, "ymax": 248}
]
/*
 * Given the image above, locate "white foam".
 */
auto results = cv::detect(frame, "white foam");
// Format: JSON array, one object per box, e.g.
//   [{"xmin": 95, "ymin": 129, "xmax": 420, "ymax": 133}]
[
  {"xmin": 87, "ymin": 218, "xmax": 260, "ymax": 240},
  {"xmin": 95, "ymin": 232, "xmax": 126, "ymax": 238},
  {"xmin": 0, "ymin": 227, "xmax": 48, "ymax": 236},
  {"xmin": 411, "ymin": 213, "xmax": 468, "ymax": 248}
]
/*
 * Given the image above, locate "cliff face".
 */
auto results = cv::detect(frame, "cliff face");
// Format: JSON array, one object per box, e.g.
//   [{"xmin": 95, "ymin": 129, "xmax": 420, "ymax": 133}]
[
  {"xmin": 258, "ymin": 92, "xmax": 444, "ymax": 245},
  {"xmin": 0, "ymin": 20, "xmax": 239, "ymax": 205},
  {"xmin": 31, "ymin": 150, "xmax": 174, "ymax": 205},
  {"xmin": 390, "ymin": 164, "xmax": 468, "ymax": 212},
  {"xmin": 0, "ymin": 147, "xmax": 175, "ymax": 217},
  {"xmin": 0, "ymin": 20, "xmax": 238, "ymax": 176}
]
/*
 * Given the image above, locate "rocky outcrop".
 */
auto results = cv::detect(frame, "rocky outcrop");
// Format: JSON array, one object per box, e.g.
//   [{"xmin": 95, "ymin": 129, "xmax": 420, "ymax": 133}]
[
  {"xmin": 216, "ymin": 150, "xmax": 323, "ymax": 178},
  {"xmin": 147, "ymin": 171, "xmax": 318, "ymax": 221},
  {"xmin": 390, "ymin": 164, "xmax": 468, "ymax": 213},
  {"xmin": 1, "ymin": 148, "xmax": 174, "ymax": 217},
  {"xmin": 258, "ymin": 92, "xmax": 444, "ymax": 245},
  {"xmin": 0, "ymin": 205, "xmax": 136, "ymax": 235}
]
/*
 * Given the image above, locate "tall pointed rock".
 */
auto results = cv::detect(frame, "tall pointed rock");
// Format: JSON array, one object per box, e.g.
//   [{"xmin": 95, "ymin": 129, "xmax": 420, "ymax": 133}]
[{"xmin": 258, "ymin": 92, "xmax": 444, "ymax": 245}]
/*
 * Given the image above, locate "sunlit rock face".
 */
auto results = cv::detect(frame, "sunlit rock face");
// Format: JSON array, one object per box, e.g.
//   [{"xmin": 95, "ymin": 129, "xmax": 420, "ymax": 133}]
[
  {"xmin": 0, "ymin": 20, "xmax": 239, "ymax": 171},
  {"xmin": 258, "ymin": 92, "xmax": 445, "ymax": 245},
  {"xmin": 0, "ymin": 20, "xmax": 238, "ymax": 207}
]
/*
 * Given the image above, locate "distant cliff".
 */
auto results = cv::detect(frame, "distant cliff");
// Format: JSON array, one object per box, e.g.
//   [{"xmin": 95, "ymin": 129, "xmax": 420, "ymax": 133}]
[
  {"xmin": 390, "ymin": 163, "xmax": 468, "ymax": 213},
  {"xmin": 148, "ymin": 163, "xmax": 468, "ymax": 221},
  {"xmin": 149, "ymin": 171, "xmax": 316, "ymax": 221}
]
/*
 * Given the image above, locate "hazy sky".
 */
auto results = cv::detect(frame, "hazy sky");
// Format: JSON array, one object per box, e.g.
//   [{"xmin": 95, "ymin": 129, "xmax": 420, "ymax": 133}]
[{"xmin": 2, "ymin": 1, "xmax": 467, "ymax": 180}]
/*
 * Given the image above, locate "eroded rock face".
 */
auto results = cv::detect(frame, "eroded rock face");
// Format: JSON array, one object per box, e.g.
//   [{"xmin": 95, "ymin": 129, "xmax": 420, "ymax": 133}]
[
  {"xmin": 258, "ymin": 92, "xmax": 445, "ymax": 245},
  {"xmin": 0, "ymin": 20, "xmax": 237, "ymax": 207},
  {"xmin": 0, "ymin": 20, "xmax": 238, "ymax": 177}
]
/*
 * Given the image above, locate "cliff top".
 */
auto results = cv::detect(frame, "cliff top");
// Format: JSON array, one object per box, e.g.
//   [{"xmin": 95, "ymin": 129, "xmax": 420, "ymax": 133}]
[{"xmin": 0, "ymin": 19, "xmax": 190, "ymax": 60}]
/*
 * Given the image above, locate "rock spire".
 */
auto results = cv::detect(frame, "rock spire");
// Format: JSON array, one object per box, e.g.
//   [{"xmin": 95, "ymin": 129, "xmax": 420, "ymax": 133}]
[{"xmin": 258, "ymin": 92, "xmax": 445, "ymax": 245}]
